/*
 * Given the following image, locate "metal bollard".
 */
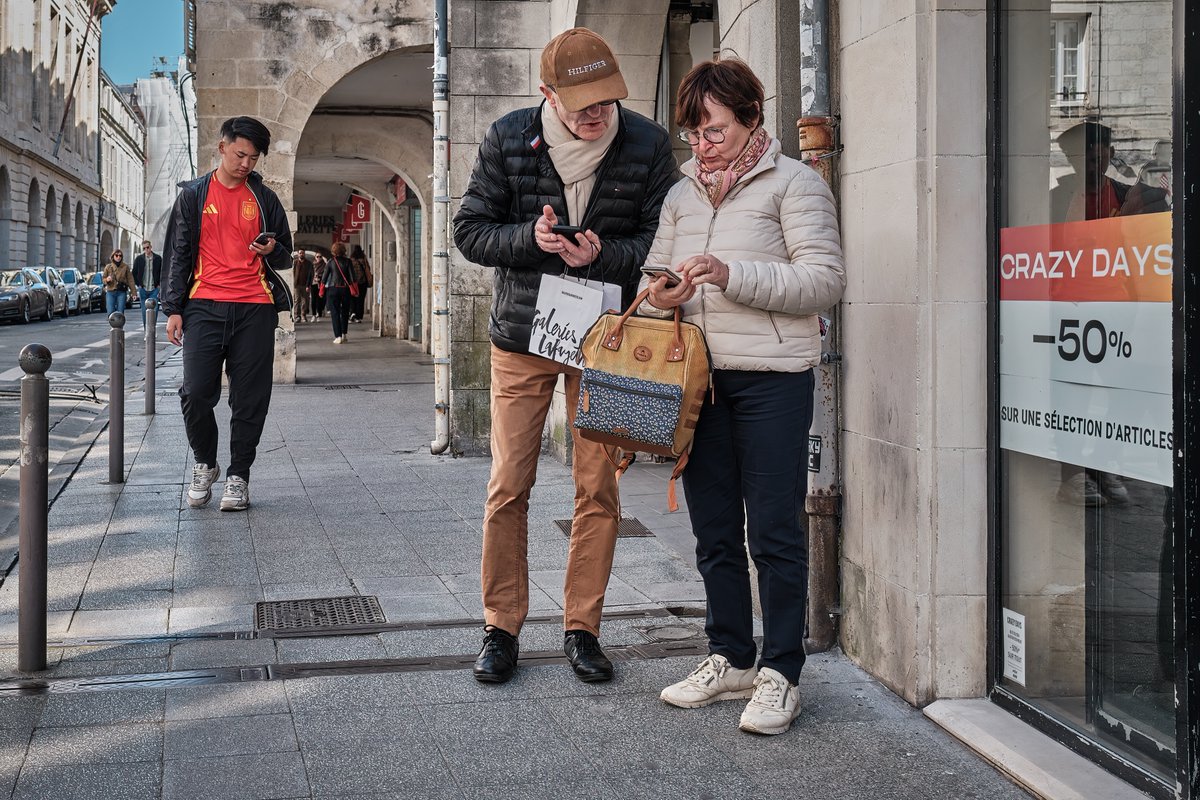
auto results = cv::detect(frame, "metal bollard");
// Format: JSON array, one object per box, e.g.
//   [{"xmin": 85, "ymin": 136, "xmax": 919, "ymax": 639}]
[
  {"xmin": 108, "ymin": 311, "xmax": 125, "ymax": 484},
  {"xmin": 144, "ymin": 299, "xmax": 156, "ymax": 416},
  {"xmin": 18, "ymin": 344, "xmax": 52, "ymax": 672}
]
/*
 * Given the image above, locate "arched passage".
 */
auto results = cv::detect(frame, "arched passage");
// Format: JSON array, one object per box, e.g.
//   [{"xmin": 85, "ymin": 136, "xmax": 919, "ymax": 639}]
[
  {"xmin": 86, "ymin": 207, "xmax": 96, "ymax": 270},
  {"xmin": 26, "ymin": 178, "xmax": 42, "ymax": 266},
  {"xmin": 43, "ymin": 185, "xmax": 57, "ymax": 267},
  {"xmin": 99, "ymin": 229, "xmax": 114, "ymax": 264},
  {"xmin": 59, "ymin": 193, "xmax": 73, "ymax": 272},
  {"xmin": 74, "ymin": 201, "xmax": 85, "ymax": 271},
  {"xmin": 291, "ymin": 47, "xmax": 434, "ymax": 345},
  {"xmin": 0, "ymin": 167, "xmax": 11, "ymax": 266}
]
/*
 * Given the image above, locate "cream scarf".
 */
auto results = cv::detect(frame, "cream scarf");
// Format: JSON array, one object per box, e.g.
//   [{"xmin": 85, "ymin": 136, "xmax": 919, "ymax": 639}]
[{"xmin": 540, "ymin": 101, "xmax": 620, "ymax": 227}]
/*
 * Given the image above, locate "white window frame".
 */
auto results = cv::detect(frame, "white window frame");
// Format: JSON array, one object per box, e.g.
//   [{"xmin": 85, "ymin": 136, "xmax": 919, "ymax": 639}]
[{"xmin": 1051, "ymin": 14, "xmax": 1091, "ymax": 108}]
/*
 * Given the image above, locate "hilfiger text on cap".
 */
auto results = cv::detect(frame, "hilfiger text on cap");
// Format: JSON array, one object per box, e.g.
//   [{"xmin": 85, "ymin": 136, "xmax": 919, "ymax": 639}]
[{"xmin": 567, "ymin": 60, "xmax": 608, "ymax": 77}]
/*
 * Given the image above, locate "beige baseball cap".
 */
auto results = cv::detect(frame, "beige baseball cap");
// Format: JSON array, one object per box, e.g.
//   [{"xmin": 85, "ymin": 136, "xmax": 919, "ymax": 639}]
[{"xmin": 540, "ymin": 28, "xmax": 629, "ymax": 113}]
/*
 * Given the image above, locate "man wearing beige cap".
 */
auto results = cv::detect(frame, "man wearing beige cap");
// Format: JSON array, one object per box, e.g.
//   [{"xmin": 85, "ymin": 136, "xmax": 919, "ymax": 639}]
[{"xmin": 455, "ymin": 27, "xmax": 677, "ymax": 685}]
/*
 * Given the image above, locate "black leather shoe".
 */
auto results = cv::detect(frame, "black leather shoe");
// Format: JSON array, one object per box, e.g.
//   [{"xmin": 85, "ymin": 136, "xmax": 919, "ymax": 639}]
[
  {"xmin": 564, "ymin": 630, "xmax": 614, "ymax": 682},
  {"xmin": 473, "ymin": 625, "xmax": 518, "ymax": 683}
]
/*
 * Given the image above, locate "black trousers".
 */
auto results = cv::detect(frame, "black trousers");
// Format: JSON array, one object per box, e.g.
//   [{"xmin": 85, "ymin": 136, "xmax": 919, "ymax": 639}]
[
  {"xmin": 681, "ymin": 368, "xmax": 815, "ymax": 685},
  {"xmin": 179, "ymin": 300, "xmax": 277, "ymax": 480},
  {"xmin": 311, "ymin": 284, "xmax": 325, "ymax": 317},
  {"xmin": 326, "ymin": 286, "xmax": 350, "ymax": 337},
  {"xmin": 352, "ymin": 282, "xmax": 367, "ymax": 320}
]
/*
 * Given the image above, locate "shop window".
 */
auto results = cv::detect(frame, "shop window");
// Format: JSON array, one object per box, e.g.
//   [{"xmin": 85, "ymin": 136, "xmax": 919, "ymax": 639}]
[
  {"xmin": 998, "ymin": 0, "xmax": 1175, "ymax": 793},
  {"xmin": 1050, "ymin": 15, "xmax": 1089, "ymax": 109}
]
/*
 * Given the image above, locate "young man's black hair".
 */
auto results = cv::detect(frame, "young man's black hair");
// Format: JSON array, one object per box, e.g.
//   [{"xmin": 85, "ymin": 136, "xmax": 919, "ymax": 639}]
[{"xmin": 220, "ymin": 116, "xmax": 272, "ymax": 156}]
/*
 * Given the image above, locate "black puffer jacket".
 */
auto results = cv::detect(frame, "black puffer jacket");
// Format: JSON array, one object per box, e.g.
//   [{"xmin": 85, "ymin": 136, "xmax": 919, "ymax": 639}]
[{"xmin": 453, "ymin": 103, "xmax": 678, "ymax": 353}]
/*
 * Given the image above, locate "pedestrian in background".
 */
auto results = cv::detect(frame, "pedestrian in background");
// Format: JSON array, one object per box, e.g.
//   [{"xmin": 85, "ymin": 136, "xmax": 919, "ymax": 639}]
[
  {"xmin": 453, "ymin": 27, "xmax": 677, "ymax": 685},
  {"xmin": 132, "ymin": 240, "xmax": 163, "ymax": 327},
  {"xmin": 322, "ymin": 241, "xmax": 355, "ymax": 344},
  {"xmin": 349, "ymin": 244, "xmax": 372, "ymax": 323},
  {"xmin": 644, "ymin": 59, "xmax": 845, "ymax": 735},
  {"xmin": 310, "ymin": 252, "xmax": 327, "ymax": 321},
  {"xmin": 101, "ymin": 248, "xmax": 137, "ymax": 314},
  {"xmin": 292, "ymin": 251, "xmax": 312, "ymax": 324},
  {"xmin": 161, "ymin": 116, "xmax": 294, "ymax": 512}
]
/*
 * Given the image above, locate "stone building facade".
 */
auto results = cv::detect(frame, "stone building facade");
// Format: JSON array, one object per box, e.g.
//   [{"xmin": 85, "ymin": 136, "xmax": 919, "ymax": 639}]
[
  {"xmin": 98, "ymin": 69, "xmax": 145, "ymax": 261},
  {"xmin": 0, "ymin": 0, "xmax": 113, "ymax": 273}
]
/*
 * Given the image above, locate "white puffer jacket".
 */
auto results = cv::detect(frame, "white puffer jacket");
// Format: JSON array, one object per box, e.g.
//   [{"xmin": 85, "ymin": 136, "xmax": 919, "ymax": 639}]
[{"xmin": 638, "ymin": 138, "xmax": 845, "ymax": 372}]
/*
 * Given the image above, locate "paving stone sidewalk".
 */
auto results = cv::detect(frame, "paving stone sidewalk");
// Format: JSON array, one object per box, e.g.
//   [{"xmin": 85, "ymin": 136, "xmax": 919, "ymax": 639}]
[{"xmin": 0, "ymin": 321, "xmax": 1029, "ymax": 799}]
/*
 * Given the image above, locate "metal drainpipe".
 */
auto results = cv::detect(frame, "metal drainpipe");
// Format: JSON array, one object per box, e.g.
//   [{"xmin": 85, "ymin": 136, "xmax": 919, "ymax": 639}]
[
  {"xmin": 798, "ymin": 0, "xmax": 842, "ymax": 654},
  {"xmin": 429, "ymin": 0, "xmax": 451, "ymax": 454}
]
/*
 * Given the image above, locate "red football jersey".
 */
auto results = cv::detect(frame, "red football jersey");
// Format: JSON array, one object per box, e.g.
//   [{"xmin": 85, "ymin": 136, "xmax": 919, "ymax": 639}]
[{"xmin": 190, "ymin": 175, "xmax": 273, "ymax": 304}]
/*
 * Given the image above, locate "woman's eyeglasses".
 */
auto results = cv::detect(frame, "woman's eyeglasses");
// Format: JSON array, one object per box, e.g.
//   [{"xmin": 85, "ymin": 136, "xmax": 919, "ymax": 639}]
[{"xmin": 677, "ymin": 127, "xmax": 728, "ymax": 146}]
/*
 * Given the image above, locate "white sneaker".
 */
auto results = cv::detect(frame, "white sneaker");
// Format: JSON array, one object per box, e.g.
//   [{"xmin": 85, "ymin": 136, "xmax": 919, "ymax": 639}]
[
  {"xmin": 738, "ymin": 667, "xmax": 801, "ymax": 735},
  {"xmin": 660, "ymin": 654, "xmax": 757, "ymax": 708},
  {"xmin": 333, "ymin": 336, "xmax": 343, "ymax": 344},
  {"xmin": 186, "ymin": 463, "xmax": 220, "ymax": 508},
  {"xmin": 220, "ymin": 476, "xmax": 250, "ymax": 512}
]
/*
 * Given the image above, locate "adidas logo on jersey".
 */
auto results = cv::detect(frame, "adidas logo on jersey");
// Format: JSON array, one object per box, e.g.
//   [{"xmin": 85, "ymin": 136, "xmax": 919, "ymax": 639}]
[{"xmin": 203, "ymin": 204, "xmax": 219, "ymax": 215}]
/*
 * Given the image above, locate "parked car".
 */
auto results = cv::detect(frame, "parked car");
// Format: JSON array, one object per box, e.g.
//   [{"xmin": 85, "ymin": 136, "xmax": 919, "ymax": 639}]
[
  {"xmin": 26, "ymin": 266, "xmax": 70, "ymax": 318},
  {"xmin": 57, "ymin": 267, "xmax": 92, "ymax": 314},
  {"xmin": 0, "ymin": 269, "xmax": 54, "ymax": 323}
]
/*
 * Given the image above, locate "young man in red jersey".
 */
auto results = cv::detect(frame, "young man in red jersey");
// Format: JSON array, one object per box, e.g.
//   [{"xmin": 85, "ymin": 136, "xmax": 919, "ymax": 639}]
[{"xmin": 160, "ymin": 117, "xmax": 294, "ymax": 511}]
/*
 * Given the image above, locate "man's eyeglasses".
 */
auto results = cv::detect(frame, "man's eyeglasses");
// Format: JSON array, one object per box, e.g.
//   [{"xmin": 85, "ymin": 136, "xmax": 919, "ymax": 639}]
[{"xmin": 677, "ymin": 127, "xmax": 728, "ymax": 146}]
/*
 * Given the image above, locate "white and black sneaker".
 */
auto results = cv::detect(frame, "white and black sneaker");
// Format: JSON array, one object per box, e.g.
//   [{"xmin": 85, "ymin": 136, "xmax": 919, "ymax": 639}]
[
  {"xmin": 186, "ymin": 463, "xmax": 220, "ymax": 508},
  {"xmin": 220, "ymin": 476, "xmax": 250, "ymax": 512}
]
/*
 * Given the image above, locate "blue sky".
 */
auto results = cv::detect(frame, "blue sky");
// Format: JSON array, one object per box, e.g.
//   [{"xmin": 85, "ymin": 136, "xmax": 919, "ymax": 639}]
[{"xmin": 100, "ymin": 0, "xmax": 184, "ymax": 84}]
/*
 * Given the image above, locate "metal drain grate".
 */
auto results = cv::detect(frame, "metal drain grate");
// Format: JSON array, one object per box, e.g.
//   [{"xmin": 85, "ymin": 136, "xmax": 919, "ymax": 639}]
[
  {"xmin": 255, "ymin": 596, "xmax": 386, "ymax": 630},
  {"xmin": 323, "ymin": 384, "xmax": 361, "ymax": 390},
  {"xmin": 554, "ymin": 517, "xmax": 655, "ymax": 538}
]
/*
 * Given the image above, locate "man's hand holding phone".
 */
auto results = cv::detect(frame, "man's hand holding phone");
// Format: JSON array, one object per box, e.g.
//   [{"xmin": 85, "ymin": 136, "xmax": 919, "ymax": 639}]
[
  {"xmin": 249, "ymin": 231, "xmax": 276, "ymax": 255},
  {"xmin": 166, "ymin": 314, "xmax": 184, "ymax": 346},
  {"xmin": 533, "ymin": 205, "xmax": 600, "ymax": 268}
]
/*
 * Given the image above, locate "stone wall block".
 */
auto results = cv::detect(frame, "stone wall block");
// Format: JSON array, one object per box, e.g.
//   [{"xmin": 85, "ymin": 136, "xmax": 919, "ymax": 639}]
[
  {"xmin": 452, "ymin": 341, "xmax": 492, "ymax": 392},
  {"xmin": 932, "ymin": 594, "xmax": 986, "ymax": 697},
  {"xmin": 931, "ymin": 156, "xmax": 986, "ymax": 303},
  {"xmin": 840, "ymin": 565, "xmax": 923, "ymax": 705},
  {"xmin": 449, "ymin": 257, "xmax": 493, "ymax": 296},
  {"xmin": 452, "ymin": 0, "xmax": 477, "ymax": 48},
  {"xmin": 842, "ymin": 301, "xmax": 922, "ymax": 450},
  {"xmin": 933, "ymin": 10, "xmax": 986, "ymax": 157},
  {"xmin": 617, "ymin": 54, "xmax": 662, "ymax": 102},
  {"xmin": 576, "ymin": 13, "xmax": 667, "ymax": 56},
  {"xmin": 933, "ymin": 301, "xmax": 986, "ymax": 450},
  {"xmin": 840, "ymin": 18, "xmax": 918, "ymax": 172},
  {"xmin": 195, "ymin": 29, "xmax": 265, "ymax": 63},
  {"xmin": 283, "ymin": 71, "xmax": 324, "ymax": 110},
  {"xmin": 472, "ymin": 94, "xmax": 539, "ymax": 144},
  {"xmin": 933, "ymin": 447, "xmax": 987, "ymax": 596},
  {"xmin": 197, "ymin": 88, "xmax": 261, "ymax": 121},
  {"xmin": 475, "ymin": 2, "xmax": 550, "ymax": 49},
  {"xmin": 450, "ymin": 293, "xmax": 475, "ymax": 342},
  {"xmin": 450, "ymin": 135, "xmax": 480, "ymax": 199},
  {"xmin": 258, "ymin": 89, "xmax": 287, "ymax": 122},
  {"xmin": 450, "ymin": 49, "xmax": 530, "ymax": 96},
  {"xmin": 839, "ymin": 161, "xmax": 920, "ymax": 304}
]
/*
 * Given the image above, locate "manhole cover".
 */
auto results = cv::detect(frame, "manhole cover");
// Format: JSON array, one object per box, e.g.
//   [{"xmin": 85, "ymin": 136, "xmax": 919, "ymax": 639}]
[
  {"xmin": 554, "ymin": 517, "xmax": 654, "ymax": 538},
  {"xmin": 323, "ymin": 385, "xmax": 361, "ymax": 390},
  {"xmin": 255, "ymin": 596, "xmax": 386, "ymax": 630},
  {"xmin": 640, "ymin": 623, "xmax": 703, "ymax": 642}
]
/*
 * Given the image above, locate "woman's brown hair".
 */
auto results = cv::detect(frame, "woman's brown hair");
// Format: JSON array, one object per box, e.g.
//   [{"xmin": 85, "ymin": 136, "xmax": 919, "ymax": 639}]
[
  {"xmin": 330, "ymin": 241, "xmax": 347, "ymax": 257},
  {"xmin": 675, "ymin": 58, "xmax": 764, "ymax": 131}
]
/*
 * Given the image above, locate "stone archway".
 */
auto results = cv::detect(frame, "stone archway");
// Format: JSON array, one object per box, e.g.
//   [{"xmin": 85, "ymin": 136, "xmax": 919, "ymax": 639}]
[
  {"xmin": 43, "ymin": 185, "xmax": 57, "ymax": 267},
  {"xmin": 74, "ymin": 201, "xmax": 85, "ymax": 271},
  {"xmin": 99, "ymin": 229, "xmax": 114, "ymax": 264},
  {"xmin": 26, "ymin": 178, "xmax": 42, "ymax": 266},
  {"xmin": 59, "ymin": 193, "xmax": 73, "ymax": 272},
  {"xmin": 0, "ymin": 167, "xmax": 10, "ymax": 266}
]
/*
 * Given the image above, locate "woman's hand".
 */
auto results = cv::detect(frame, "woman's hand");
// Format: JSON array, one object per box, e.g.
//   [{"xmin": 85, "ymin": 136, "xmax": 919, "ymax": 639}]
[
  {"xmin": 646, "ymin": 274, "xmax": 696, "ymax": 309},
  {"xmin": 678, "ymin": 254, "xmax": 729, "ymax": 290}
]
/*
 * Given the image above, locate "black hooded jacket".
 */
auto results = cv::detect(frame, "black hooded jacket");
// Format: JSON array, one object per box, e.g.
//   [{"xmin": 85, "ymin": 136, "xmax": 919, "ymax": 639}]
[
  {"xmin": 160, "ymin": 170, "xmax": 294, "ymax": 317},
  {"xmin": 453, "ymin": 103, "xmax": 678, "ymax": 353}
]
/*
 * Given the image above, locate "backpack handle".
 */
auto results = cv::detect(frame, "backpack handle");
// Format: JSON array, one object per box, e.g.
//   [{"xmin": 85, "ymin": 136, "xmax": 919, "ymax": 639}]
[{"xmin": 601, "ymin": 289, "xmax": 686, "ymax": 361}]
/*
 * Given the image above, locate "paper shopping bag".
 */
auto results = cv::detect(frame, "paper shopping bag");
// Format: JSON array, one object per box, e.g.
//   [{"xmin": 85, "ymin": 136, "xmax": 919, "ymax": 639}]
[
  {"xmin": 561, "ymin": 274, "xmax": 622, "ymax": 314},
  {"xmin": 529, "ymin": 273, "xmax": 605, "ymax": 367}
]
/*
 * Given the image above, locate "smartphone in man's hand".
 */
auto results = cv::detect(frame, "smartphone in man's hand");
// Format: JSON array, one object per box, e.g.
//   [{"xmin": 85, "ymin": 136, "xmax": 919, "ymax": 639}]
[
  {"xmin": 250, "ymin": 231, "xmax": 275, "ymax": 250},
  {"xmin": 550, "ymin": 224, "xmax": 583, "ymax": 238}
]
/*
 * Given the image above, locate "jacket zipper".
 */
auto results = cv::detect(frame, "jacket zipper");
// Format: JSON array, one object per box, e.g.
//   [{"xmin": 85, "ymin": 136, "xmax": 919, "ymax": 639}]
[{"xmin": 250, "ymin": 186, "xmax": 293, "ymax": 311}]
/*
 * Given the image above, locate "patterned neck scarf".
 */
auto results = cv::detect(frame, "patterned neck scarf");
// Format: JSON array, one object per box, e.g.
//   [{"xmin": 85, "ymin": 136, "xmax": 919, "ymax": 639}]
[{"xmin": 695, "ymin": 127, "xmax": 771, "ymax": 208}]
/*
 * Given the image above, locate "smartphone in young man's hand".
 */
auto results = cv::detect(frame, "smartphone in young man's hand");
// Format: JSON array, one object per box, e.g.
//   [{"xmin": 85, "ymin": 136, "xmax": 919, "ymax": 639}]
[{"xmin": 250, "ymin": 231, "xmax": 275, "ymax": 250}]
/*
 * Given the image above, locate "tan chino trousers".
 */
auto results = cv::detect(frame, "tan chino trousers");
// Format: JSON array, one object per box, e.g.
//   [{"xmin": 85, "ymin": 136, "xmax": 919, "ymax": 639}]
[{"xmin": 482, "ymin": 345, "xmax": 621, "ymax": 638}]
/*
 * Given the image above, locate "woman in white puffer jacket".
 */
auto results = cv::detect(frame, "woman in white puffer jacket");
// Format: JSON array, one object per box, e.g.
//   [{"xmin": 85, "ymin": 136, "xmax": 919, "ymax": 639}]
[{"xmin": 647, "ymin": 59, "xmax": 845, "ymax": 736}]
